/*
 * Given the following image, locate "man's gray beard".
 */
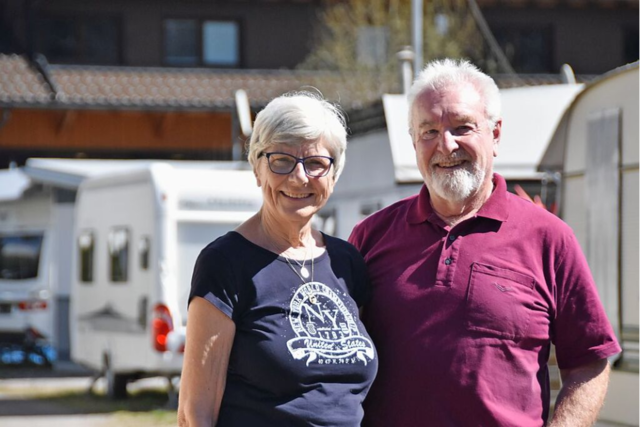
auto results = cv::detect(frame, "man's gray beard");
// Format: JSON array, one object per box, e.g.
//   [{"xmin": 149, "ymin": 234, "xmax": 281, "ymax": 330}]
[{"xmin": 428, "ymin": 164, "xmax": 486, "ymax": 202}]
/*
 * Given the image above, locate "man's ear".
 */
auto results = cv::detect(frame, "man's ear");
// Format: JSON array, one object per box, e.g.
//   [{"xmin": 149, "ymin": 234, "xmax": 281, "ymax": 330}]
[
  {"xmin": 254, "ymin": 169, "xmax": 262, "ymax": 187},
  {"xmin": 409, "ymin": 127, "xmax": 417, "ymax": 150},
  {"xmin": 492, "ymin": 119, "xmax": 502, "ymax": 157}
]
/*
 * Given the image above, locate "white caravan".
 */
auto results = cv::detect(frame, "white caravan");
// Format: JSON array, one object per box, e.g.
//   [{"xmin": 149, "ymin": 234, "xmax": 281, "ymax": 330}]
[
  {"xmin": 540, "ymin": 62, "xmax": 639, "ymax": 426},
  {"xmin": 0, "ymin": 168, "xmax": 56, "ymax": 364},
  {"xmin": 0, "ymin": 159, "xmax": 166, "ymax": 364},
  {"xmin": 70, "ymin": 163, "xmax": 262, "ymax": 398}
]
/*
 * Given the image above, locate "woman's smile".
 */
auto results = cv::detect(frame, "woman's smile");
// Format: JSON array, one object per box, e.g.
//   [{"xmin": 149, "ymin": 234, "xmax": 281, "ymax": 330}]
[{"xmin": 282, "ymin": 191, "xmax": 313, "ymax": 199}]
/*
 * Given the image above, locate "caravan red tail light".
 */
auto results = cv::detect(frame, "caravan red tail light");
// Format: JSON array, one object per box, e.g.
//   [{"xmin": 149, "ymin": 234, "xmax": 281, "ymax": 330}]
[
  {"xmin": 17, "ymin": 301, "xmax": 48, "ymax": 311},
  {"xmin": 152, "ymin": 304, "xmax": 174, "ymax": 352}
]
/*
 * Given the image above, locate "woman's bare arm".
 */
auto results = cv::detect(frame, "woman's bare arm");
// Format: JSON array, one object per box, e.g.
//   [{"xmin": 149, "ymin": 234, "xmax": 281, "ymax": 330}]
[{"xmin": 178, "ymin": 297, "xmax": 236, "ymax": 427}]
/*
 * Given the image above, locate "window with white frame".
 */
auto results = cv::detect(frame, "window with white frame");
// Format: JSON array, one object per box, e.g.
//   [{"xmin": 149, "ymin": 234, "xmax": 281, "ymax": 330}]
[
  {"xmin": 108, "ymin": 227, "xmax": 129, "ymax": 283},
  {"xmin": 78, "ymin": 230, "xmax": 95, "ymax": 283},
  {"xmin": 139, "ymin": 236, "xmax": 150, "ymax": 270},
  {"xmin": 164, "ymin": 18, "xmax": 240, "ymax": 67}
]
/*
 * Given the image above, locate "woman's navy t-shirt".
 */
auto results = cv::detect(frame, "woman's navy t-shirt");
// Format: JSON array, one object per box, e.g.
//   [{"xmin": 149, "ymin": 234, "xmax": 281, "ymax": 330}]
[{"xmin": 188, "ymin": 231, "xmax": 378, "ymax": 427}]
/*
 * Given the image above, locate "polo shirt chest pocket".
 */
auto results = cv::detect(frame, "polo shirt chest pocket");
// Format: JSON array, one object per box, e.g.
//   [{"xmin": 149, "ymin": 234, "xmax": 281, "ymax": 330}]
[{"xmin": 466, "ymin": 263, "xmax": 536, "ymax": 341}]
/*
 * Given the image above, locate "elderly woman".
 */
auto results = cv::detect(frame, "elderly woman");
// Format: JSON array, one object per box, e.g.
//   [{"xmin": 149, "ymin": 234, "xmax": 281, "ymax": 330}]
[{"xmin": 178, "ymin": 92, "xmax": 377, "ymax": 426}]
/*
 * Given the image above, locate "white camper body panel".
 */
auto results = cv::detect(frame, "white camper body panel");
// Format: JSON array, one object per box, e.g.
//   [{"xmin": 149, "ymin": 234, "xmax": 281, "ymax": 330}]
[
  {"xmin": 541, "ymin": 63, "xmax": 639, "ymax": 426},
  {"xmin": 72, "ymin": 170, "xmax": 158, "ymax": 373},
  {"xmin": 71, "ymin": 164, "xmax": 262, "ymax": 378},
  {"xmin": 0, "ymin": 190, "xmax": 54, "ymax": 341},
  {"xmin": 323, "ymin": 129, "xmax": 419, "ymax": 239}
]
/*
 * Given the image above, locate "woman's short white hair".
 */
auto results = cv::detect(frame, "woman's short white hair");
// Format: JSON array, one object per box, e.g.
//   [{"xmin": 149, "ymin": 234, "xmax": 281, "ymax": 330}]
[
  {"xmin": 247, "ymin": 91, "xmax": 348, "ymax": 180},
  {"xmin": 408, "ymin": 58, "xmax": 501, "ymax": 130}
]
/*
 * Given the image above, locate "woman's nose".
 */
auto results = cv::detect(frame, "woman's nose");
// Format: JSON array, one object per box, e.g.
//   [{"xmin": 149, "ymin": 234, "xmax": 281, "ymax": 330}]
[{"xmin": 289, "ymin": 161, "xmax": 309, "ymax": 182}]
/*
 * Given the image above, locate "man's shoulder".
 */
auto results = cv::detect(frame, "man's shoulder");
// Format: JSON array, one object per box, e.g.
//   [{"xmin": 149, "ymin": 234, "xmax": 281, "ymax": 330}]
[{"xmin": 505, "ymin": 191, "xmax": 573, "ymax": 236}]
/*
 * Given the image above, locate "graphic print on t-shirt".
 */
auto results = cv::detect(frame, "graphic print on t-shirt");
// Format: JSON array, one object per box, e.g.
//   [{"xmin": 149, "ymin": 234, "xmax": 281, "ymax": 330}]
[{"xmin": 286, "ymin": 281, "xmax": 375, "ymax": 366}]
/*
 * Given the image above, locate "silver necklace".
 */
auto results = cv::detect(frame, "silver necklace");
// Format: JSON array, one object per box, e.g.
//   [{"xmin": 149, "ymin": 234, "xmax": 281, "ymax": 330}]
[
  {"xmin": 284, "ymin": 247, "xmax": 314, "ymax": 284},
  {"xmin": 290, "ymin": 247, "xmax": 310, "ymax": 278}
]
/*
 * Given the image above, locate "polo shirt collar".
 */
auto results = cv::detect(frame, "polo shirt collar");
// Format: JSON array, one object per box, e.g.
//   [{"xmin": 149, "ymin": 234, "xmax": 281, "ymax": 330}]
[
  {"xmin": 406, "ymin": 173, "xmax": 510, "ymax": 225},
  {"xmin": 476, "ymin": 173, "xmax": 510, "ymax": 222}
]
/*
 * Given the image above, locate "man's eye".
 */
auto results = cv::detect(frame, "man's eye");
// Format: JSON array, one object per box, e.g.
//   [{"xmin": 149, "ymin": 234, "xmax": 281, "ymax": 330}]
[
  {"xmin": 456, "ymin": 126, "xmax": 473, "ymax": 134},
  {"xmin": 421, "ymin": 130, "xmax": 438, "ymax": 140}
]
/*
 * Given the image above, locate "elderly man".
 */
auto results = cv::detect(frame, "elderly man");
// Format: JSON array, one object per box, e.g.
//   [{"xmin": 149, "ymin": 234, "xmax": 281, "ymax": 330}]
[{"xmin": 349, "ymin": 59, "xmax": 620, "ymax": 426}]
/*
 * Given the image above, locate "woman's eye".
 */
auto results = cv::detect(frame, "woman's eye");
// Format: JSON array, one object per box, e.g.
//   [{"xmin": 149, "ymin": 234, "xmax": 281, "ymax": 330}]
[
  {"xmin": 273, "ymin": 157, "xmax": 293, "ymax": 166},
  {"xmin": 307, "ymin": 160, "xmax": 323, "ymax": 168}
]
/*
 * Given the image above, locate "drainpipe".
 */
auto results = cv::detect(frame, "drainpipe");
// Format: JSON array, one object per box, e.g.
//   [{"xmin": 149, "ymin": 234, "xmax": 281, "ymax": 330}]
[
  {"xmin": 233, "ymin": 89, "xmax": 252, "ymax": 161},
  {"xmin": 412, "ymin": 0, "xmax": 423, "ymax": 76},
  {"xmin": 397, "ymin": 47, "xmax": 415, "ymax": 95}
]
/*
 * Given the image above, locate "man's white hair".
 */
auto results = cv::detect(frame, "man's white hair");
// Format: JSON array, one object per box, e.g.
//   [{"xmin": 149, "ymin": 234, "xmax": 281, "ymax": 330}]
[
  {"xmin": 408, "ymin": 58, "xmax": 501, "ymax": 130},
  {"xmin": 246, "ymin": 91, "xmax": 348, "ymax": 180}
]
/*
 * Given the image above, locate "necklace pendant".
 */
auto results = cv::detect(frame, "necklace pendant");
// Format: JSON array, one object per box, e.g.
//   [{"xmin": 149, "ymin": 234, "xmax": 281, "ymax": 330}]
[{"xmin": 300, "ymin": 266, "xmax": 310, "ymax": 279}]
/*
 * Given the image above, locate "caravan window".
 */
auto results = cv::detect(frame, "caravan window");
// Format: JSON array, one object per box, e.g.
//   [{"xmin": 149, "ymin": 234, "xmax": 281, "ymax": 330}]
[
  {"xmin": 78, "ymin": 230, "xmax": 95, "ymax": 283},
  {"xmin": 108, "ymin": 227, "xmax": 129, "ymax": 283},
  {"xmin": 0, "ymin": 234, "xmax": 43, "ymax": 280},
  {"xmin": 139, "ymin": 236, "xmax": 150, "ymax": 270}
]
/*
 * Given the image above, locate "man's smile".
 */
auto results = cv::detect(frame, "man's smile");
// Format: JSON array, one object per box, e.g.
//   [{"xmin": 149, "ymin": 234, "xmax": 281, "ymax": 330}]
[{"xmin": 435, "ymin": 159, "xmax": 467, "ymax": 169}]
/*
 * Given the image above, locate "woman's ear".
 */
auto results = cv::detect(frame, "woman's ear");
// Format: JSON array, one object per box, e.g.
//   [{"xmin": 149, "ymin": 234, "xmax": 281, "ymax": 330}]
[{"xmin": 254, "ymin": 167, "xmax": 263, "ymax": 187}]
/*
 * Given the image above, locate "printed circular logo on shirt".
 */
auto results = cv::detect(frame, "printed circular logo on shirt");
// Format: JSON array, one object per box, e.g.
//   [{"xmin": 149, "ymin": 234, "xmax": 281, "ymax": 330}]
[{"xmin": 286, "ymin": 281, "xmax": 375, "ymax": 366}]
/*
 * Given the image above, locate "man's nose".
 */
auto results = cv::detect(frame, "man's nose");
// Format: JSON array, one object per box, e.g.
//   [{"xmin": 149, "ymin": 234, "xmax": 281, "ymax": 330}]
[{"xmin": 437, "ymin": 129, "xmax": 459, "ymax": 154}]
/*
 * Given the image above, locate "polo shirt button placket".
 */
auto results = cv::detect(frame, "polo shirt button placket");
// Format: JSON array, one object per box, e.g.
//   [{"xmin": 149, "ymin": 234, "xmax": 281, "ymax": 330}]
[{"xmin": 444, "ymin": 257, "xmax": 452, "ymax": 265}]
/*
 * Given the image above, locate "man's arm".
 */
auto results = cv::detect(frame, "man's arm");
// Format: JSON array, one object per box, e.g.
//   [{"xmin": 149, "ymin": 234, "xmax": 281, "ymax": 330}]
[{"xmin": 548, "ymin": 358, "xmax": 610, "ymax": 427}]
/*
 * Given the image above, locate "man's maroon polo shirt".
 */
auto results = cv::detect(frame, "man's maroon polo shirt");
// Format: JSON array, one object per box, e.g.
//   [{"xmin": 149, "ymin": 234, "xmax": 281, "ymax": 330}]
[{"xmin": 349, "ymin": 174, "xmax": 620, "ymax": 427}]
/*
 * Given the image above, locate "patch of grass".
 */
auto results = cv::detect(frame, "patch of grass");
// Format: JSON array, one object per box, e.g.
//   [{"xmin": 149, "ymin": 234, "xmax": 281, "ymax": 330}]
[
  {"xmin": 112, "ymin": 409, "xmax": 178, "ymax": 426},
  {"xmin": 0, "ymin": 378, "xmax": 178, "ymax": 425},
  {"xmin": 40, "ymin": 389, "xmax": 173, "ymax": 414}
]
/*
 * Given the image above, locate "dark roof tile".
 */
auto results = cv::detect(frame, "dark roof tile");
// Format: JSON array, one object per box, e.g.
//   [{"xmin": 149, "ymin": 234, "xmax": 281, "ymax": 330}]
[{"xmin": 0, "ymin": 54, "xmax": 597, "ymax": 111}]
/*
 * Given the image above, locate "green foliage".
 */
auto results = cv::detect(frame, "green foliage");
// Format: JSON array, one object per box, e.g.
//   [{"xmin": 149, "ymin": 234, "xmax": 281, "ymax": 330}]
[{"xmin": 299, "ymin": 0, "xmax": 488, "ymax": 97}]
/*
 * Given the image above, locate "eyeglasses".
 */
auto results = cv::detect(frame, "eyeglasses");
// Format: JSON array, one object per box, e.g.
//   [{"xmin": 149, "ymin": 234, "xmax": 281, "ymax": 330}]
[{"xmin": 260, "ymin": 152, "xmax": 334, "ymax": 177}]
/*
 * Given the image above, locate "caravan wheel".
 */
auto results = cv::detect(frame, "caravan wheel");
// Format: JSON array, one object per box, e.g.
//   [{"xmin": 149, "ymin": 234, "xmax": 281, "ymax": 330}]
[{"xmin": 104, "ymin": 355, "xmax": 129, "ymax": 400}]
